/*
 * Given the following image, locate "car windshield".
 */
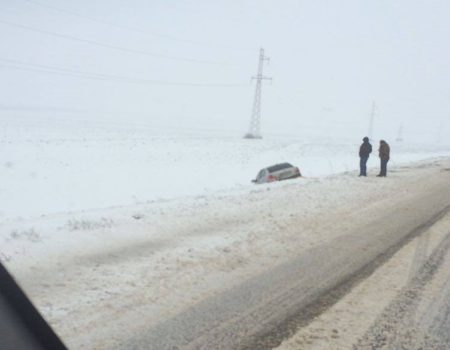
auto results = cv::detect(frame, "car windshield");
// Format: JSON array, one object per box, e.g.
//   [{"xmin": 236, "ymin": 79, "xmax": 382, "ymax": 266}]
[{"xmin": 1, "ymin": 1, "xmax": 450, "ymax": 349}]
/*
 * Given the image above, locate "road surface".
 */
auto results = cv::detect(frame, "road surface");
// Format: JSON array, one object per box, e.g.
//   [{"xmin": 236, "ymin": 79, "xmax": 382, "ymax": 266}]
[
  {"xmin": 120, "ymin": 167, "xmax": 450, "ymax": 349},
  {"xmin": 4, "ymin": 159, "xmax": 450, "ymax": 349}
]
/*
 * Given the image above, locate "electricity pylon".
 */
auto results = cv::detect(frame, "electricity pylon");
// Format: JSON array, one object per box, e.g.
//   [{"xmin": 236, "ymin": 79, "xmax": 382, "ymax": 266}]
[{"xmin": 244, "ymin": 48, "xmax": 271, "ymax": 139}]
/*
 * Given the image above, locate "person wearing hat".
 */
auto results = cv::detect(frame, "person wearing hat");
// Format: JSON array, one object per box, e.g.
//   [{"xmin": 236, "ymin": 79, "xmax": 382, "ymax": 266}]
[
  {"xmin": 359, "ymin": 137, "xmax": 372, "ymax": 176},
  {"xmin": 377, "ymin": 140, "xmax": 390, "ymax": 177}
]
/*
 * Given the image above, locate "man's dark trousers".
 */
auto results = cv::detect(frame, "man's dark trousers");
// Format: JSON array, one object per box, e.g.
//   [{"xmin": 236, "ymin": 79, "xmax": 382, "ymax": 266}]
[
  {"xmin": 360, "ymin": 156, "xmax": 368, "ymax": 176},
  {"xmin": 380, "ymin": 159, "xmax": 388, "ymax": 176}
]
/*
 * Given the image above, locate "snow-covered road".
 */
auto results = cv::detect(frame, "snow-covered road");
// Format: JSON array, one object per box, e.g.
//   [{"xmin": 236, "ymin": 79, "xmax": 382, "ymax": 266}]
[
  {"xmin": 277, "ymin": 206, "xmax": 450, "ymax": 350},
  {"xmin": 2, "ymin": 157, "xmax": 450, "ymax": 349}
]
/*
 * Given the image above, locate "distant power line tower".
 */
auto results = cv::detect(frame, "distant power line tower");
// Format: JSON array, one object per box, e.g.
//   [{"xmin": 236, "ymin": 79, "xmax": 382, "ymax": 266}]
[
  {"xmin": 244, "ymin": 48, "xmax": 272, "ymax": 139},
  {"xmin": 367, "ymin": 101, "xmax": 377, "ymax": 140}
]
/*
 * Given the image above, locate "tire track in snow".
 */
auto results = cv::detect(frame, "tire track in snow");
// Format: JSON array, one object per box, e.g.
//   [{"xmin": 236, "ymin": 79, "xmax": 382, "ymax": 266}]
[
  {"xmin": 242, "ymin": 205, "xmax": 450, "ymax": 350},
  {"xmin": 118, "ymin": 197, "xmax": 450, "ymax": 349},
  {"xmin": 354, "ymin": 229, "xmax": 450, "ymax": 349}
]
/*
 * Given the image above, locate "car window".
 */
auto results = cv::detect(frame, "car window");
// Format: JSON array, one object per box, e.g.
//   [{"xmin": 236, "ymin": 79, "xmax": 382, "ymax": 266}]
[
  {"xmin": 267, "ymin": 165, "xmax": 280, "ymax": 172},
  {"xmin": 257, "ymin": 170, "xmax": 265, "ymax": 180},
  {"xmin": 268, "ymin": 163, "xmax": 293, "ymax": 173}
]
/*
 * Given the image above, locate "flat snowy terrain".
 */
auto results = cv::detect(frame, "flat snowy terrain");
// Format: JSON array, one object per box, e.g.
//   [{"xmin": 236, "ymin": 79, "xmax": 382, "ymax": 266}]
[
  {"xmin": 1, "ymin": 116, "xmax": 449, "ymax": 221},
  {"xmin": 1, "ymin": 117, "xmax": 450, "ymax": 349}
]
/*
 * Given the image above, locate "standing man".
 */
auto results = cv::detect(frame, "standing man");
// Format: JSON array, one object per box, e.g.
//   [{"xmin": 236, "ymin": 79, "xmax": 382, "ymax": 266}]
[
  {"xmin": 359, "ymin": 136, "xmax": 372, "ymax": 176},
  {"xmin": 377, "ymin": 140, "xmax": 390, "ymax": 177}
]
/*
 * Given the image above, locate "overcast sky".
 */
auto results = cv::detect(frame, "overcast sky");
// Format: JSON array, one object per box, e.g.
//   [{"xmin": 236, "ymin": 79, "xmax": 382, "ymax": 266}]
[{"xmin": 0, "ymin": 0, "xmax": 449, "ymax": 142}]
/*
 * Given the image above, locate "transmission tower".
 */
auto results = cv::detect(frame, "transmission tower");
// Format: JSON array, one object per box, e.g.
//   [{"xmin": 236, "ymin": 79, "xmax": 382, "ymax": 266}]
[
  {"xmin": 367, "ymin": 101, "xmax": 376, "ymax": 140},
  {"xmin": 244, "ymin": 48, "xmax": 272, "ymax": 139}
]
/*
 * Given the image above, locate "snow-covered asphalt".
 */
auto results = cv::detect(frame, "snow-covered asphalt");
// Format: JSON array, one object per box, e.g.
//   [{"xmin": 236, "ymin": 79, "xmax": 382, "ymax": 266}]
[
  {"xmin": 120, "ymin": 163, "xmax": 450, "ymax": 350},
  {"xmin": 2, "ymin": 158, "xmax": 450, "ymax": 349},
  {"xmin": 277, "ymin": 210, "xmax": 450, "ymax": 350}
]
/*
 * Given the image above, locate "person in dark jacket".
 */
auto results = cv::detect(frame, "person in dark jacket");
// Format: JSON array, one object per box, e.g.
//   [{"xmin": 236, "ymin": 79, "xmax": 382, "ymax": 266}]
[
  {"xmin": 359, "ymin": 136, "xmax": 372, "ymax": 176},
  {"xmin": 377, "ymin": 140, "xmax": 390, "ymax": 177}
]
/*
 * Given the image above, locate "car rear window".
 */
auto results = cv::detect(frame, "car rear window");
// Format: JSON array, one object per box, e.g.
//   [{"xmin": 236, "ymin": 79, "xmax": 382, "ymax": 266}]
[{"xmin": 267, "ymin": 163, "xmax": 293, "ymax": 173}]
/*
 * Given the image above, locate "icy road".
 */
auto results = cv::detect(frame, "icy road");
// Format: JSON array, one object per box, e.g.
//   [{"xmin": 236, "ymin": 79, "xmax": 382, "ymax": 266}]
[{"xmin": 2, "ymin": 158, "xmax": 450, "ymax": 349}]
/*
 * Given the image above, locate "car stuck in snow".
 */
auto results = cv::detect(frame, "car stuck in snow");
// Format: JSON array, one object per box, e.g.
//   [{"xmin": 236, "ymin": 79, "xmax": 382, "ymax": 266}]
[{"xmin": 252, "ymin": 163, "xmax": 302, "ymax": 184}]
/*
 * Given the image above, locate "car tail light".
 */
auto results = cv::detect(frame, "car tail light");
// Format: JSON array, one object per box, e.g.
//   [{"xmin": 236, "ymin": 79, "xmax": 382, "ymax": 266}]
[{"xmin": 295, "ymin": 168, "xmax": 302, "ymax": 176}]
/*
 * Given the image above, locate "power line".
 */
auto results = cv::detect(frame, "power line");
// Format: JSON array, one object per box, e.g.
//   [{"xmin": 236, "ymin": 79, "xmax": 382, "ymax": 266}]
[
  {"xmin": 21, "ymin": 0, "xmax": 257, "ymax": 52},
  {"xmin": 0, "ymin": 18, "xmax": 238, "ymax": 66},
  {"xmin": 0, "ymin": 58, "xmax": 250, "ymax": 87},
  {"xmin": 0, "ymin": 104, "xmax": 85, "ymax": 112}
]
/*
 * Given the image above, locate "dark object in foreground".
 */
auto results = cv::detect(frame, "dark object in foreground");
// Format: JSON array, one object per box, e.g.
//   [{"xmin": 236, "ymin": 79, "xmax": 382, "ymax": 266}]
[
  {"xmin": 252, "ymin": 163, "xmax": 302, "ymax": 184},
  {"xmin": 0, "ymin": 262, "xmax": 67, "ymax": 350}
]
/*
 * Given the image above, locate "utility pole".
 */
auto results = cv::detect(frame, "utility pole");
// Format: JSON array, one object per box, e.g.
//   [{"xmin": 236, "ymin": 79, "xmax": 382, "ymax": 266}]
[
  {"xmin": 367, "ymin": 101, "xmax": 376, "ymax": 140},
  {"xmin": 244, "ymin": 47, "xmax": 272, "ymax": 139}
]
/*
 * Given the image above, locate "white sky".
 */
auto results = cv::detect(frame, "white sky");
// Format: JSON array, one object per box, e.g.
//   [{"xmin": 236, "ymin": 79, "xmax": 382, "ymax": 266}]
[{"xmin": 0, "ymin": 0, "xmax": 449, "ymax": 142}]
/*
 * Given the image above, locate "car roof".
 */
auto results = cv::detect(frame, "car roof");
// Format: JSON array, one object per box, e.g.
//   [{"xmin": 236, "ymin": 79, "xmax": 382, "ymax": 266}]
[{"xmin": 267, "ymin": 163, "xmax": 294, "ymax": 173}]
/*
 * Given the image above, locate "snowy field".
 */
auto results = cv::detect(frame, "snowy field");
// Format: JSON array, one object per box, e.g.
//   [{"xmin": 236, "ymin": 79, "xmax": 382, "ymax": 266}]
[{"xmin": 1, "ymin": 116, "xmax": 450, "ymax": 222}]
